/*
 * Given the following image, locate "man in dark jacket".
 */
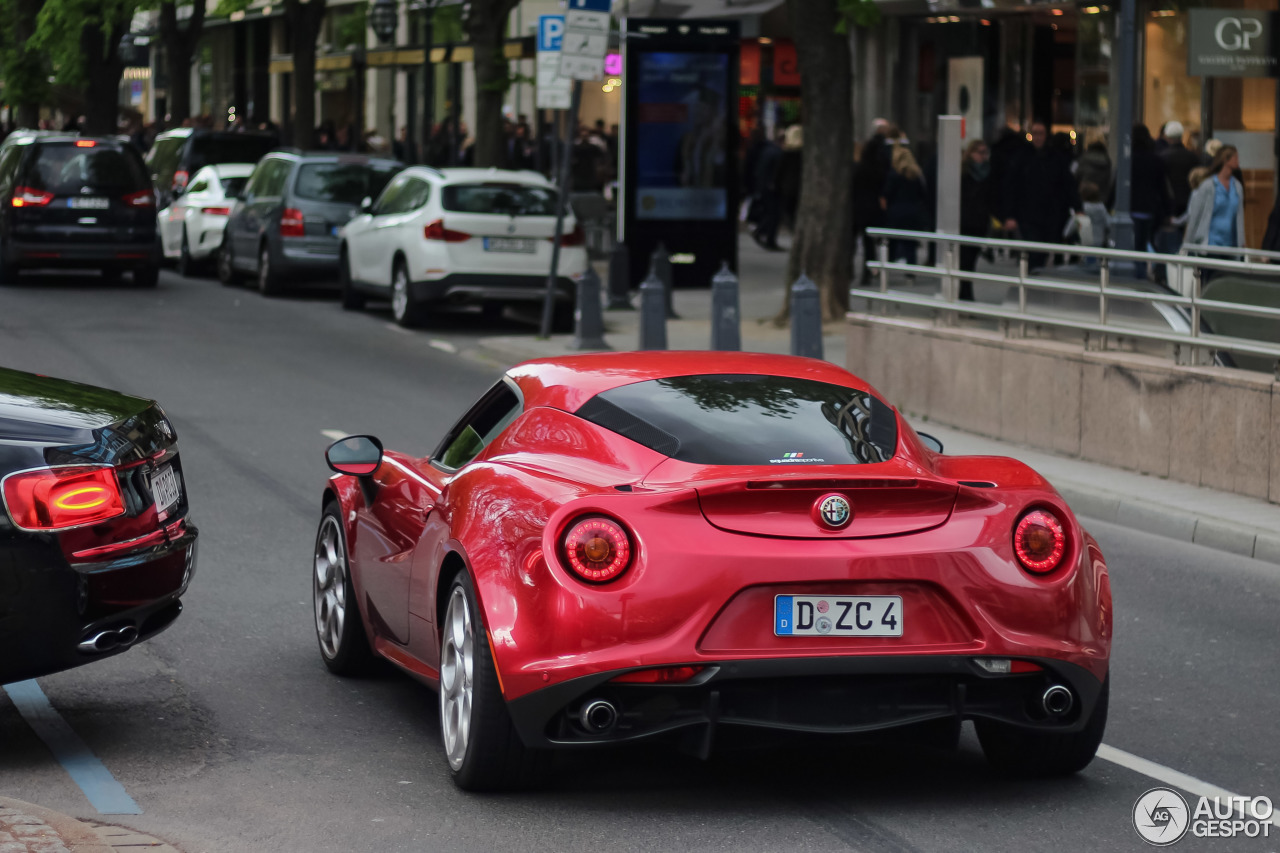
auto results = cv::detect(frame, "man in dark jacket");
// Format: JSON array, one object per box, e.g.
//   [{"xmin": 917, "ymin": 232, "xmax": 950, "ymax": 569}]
[
  {"xmin": 752, "ymin": 131, "xmax": 784, "ymax": 250},
  {"xmin": 1159, "ymin": 121, "xmax": 1200, "ymax": 217},
  {"xmin": 1002, "ymin": 122, "xmax": 1081, "ymax": 270}
]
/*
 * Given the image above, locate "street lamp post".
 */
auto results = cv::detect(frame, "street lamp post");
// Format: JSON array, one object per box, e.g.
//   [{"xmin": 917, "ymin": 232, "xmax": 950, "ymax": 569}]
[{"xmin": 370, "ymin": 0, "xmax": 399, "ymax": 155}]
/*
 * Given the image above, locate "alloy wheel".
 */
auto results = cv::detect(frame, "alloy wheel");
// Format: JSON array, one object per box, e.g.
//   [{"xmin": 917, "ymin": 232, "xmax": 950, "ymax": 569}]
[
  {"xmin": 313, "ymin": 515, "xmax": 347, "ymax": 660},
  {"xmin": 439, "ymin": 585, "xmax": 475, "ymax": 771},
  {"xmin": 392, "ymin": 265, "xmax": 409, "ymax": 322}
]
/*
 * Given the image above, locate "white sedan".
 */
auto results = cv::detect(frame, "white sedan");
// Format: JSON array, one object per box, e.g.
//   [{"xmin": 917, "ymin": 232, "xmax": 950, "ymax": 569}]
[
  {"xmin": 338, "ymin": 167, "xmax": 589, "ymax": 328},
  {"xmin": 158, "ymin": 164, "xmax": 254, "ymax": 276}
]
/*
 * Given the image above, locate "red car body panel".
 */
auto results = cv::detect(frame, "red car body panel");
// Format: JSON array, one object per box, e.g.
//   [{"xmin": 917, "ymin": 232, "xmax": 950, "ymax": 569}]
[{"xmin": 322, "ymin": 352, "xmax": 1112, "ymax": 747}]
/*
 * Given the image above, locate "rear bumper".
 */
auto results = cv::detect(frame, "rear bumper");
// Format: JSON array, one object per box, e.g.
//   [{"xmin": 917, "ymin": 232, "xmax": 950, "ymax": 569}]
[
  {"xmin": 505, "ymin": 655, "xmax": 1106, "ymax": 749},
  {"xmin": 0, "ymin": 522, "xmax": 197, "ymax": 684},
  {"xmin": 409, "ymin": 273, "xmax": 577, "ymax": 304},
  {"xmin": 7, "ymin": 241, "xmax": 158, "ymax": 269},
  {"xmin": 279, "ymin": 242, "xmax": 341, "ymax": 280}
]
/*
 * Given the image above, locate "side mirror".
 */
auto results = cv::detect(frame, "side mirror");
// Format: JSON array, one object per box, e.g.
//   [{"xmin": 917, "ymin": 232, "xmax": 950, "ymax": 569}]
[
  {"xmin": 917, "ymin": 432, "xmax": 944, "ymax": 454},
  {"xmin": 326, "ymin": 435, "xmax": 384, "ymax": 476},
  {"xmin": 360, "ymin": 196, "xmax": 373, "ymax": 214}
]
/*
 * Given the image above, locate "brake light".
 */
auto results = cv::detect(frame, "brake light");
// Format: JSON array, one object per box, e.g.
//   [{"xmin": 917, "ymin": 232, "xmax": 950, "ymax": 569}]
[
  {"xmin": 2, "ymin": 466, "xmax": 126, "ymax": 532},
  {"xmin": 172, "ymin": 170, "xmax": 189, "ymax": 192},
  {"xmin": 611, "ymin": 666, "xmax": 704, "ymax": 684},
  {"xmin": 123, "ymin": 190, "xmax": 154, "ymax": 207},
  {"xmin": 280, "ymin": 207, "xmax": 305, "ymax": 237},
  {"xmin": 1014, "ymin": 509, "xmax": 1066, "ymax": 573},
  {"xmin": 558, "ymin": 224, "xmax": 586, "ymax": 247},
  {"xmin": 11, "ymin": 186, "xmax": 54, "ymax": 207},
  {"xmin": 423, "ymin": 219, "xmax": 471, "ymax": 242},
  {"xmin": 201, "ymin": 206, "xmax": 231, "ymax": 217},
  {"xmin": 75, "ymin": 139, "xmax": 96, "ymax": 148},
  {"xmin": 561, "ymin": 516, "xmax": 633, "ymax": 583}
]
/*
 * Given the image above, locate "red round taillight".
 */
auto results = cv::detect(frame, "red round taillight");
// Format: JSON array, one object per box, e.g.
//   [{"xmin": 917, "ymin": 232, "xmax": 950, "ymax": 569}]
[
  {"xmin": 1014, "ymin": 509, "xmax": 1066, "ymax": 573},
  {"xmin": 562, "ymin": 516, "xmax": 632, "ymax": 583}
]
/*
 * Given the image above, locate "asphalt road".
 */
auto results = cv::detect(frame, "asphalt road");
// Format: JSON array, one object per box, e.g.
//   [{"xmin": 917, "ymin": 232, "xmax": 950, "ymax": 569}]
[{"xmin": 1, "ymin": 268, "xmax": 1278, "ymax": 853}]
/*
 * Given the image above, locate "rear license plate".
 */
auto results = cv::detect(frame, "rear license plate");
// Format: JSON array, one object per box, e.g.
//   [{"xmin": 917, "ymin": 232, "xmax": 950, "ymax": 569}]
[
  {"xmin": 151, "ymin": 465, "xmax": 181, "ymax": 515},
  {"xmin": 68, "ymin": 197, "xmax": 109, "ymax": 209},
  {"xmin": 775, "ymin": 595, "xmax": 903, "ymax": 637},
  {"xmin": 483, "ymin": 237, "xmax": 536, "ymax": 253}
]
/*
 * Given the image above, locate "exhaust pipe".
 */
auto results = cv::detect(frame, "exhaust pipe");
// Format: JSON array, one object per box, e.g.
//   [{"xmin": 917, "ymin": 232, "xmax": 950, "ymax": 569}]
[
  {"xmin": 77, "ymin": 624, "xmax": 139, "ymax": 655},
  {"xmin": 1041, "ymin": 685, "xmax": 1074, "ymax": 717},
  {"xmin": 579, "ymin": 699, "xmax": 619, "ymax": 734}
]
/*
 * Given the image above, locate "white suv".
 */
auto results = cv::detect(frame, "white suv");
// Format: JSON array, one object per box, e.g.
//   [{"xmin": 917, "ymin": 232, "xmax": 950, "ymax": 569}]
[{"xmin": 338, "ymin": 167, "xmax": 589, "ymax": 327}]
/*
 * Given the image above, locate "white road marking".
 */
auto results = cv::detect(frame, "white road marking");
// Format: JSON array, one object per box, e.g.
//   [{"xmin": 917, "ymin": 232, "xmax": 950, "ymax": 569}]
[
  {"xmin": 320, "ymin": 430, "xmax": 348, "ymax": 441},
  {"xmin": 383, "ymin": 323, "xmax": 412, "ymax": 335},
  {"xmin": 1098, "ymin": 744, "xmax": 1280, "ymax": 826},
  {"xmin": 429, "ymin": 339, "xmax": 457, "ymax": 354}
]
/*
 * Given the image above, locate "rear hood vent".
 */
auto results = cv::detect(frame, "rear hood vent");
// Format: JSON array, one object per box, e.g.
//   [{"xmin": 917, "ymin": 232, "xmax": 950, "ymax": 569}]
[{"xmin": 695, "ymin": 476, "xmax": 958, "ymax": 539}]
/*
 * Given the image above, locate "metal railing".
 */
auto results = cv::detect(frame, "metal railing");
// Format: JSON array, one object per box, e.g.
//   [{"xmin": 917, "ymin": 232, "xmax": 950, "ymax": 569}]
[{"xmin": 861, "ymin": 228, "xmax": 1280, "ymax": 369}]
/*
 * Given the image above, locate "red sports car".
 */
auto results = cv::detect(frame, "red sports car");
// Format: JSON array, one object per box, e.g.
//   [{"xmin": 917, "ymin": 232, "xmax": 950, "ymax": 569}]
[{"xmin": 313, "ymin": 352, "xmax": 1111, "ymax": 790}]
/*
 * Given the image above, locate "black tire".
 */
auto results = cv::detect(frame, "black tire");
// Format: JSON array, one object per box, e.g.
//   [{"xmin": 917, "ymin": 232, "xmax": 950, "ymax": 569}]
[
  {"xmin": 340, "ymin": 248, "xmax": 365, "ymax": 311},
  {"xmin": 176, "ymin": 228, "xmax": 195, "ymax": 277},
  {"xmin": 391, "ymin": 258, "xmax": 429, "ymax": 328},
  {"xmin": 480, "ymin": 302, "xmax": 505, "ymax": 322},
  {"xmin": 101, "ymin": 268, "xmax": 123, "ymax": 285},
  {"xmin": 257, "ymin": 242, "xmax": 283, "ymax": 296},
  {"xmin": 441, "ymin": 571, "xmax": 544, "ymax": 792},
  {"xmin": 217, "ymin": 239, "xmax": 241, "ymax": 286},
  {"xmin": 313, "ymin": 504, "xmax": 375, "ymax": 676},
  {"xmin": 0, "ymin": 242, "xmax": 18, "ymax": 286},
  {"xmin": 133, "ymin": 264, "xmax": 160, "ymax": 288},
  {"xmin": 976, "ymin": 675, "xmax": 1109, "ymax": 776}
]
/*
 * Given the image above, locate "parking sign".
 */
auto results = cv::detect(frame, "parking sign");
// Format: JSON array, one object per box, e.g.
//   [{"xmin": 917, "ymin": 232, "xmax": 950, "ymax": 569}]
[
  {"xmin": 537, "ymin": 15, "xmax": 572, "ymax": 110},
  {"xmin": 559, "ymin": 0, "xmax": 611, "ymax": 81}
]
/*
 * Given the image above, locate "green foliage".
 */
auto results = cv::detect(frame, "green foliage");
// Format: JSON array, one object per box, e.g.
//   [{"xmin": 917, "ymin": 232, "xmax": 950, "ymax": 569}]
[
  {"xmin": 835, "ymin": 0, "xmax": 880, "ymax": 32},
  {"xmin": 432, "ymin": 3, "xmax": 462, "ymax": 43},
  {"xmin": 0, "ymin": 0, "xmax": 49, "ymax": 109},
  {"xmin": 476, "ymin": 48, "xmax": 532, "ymax": 94},
  {"xmin": 333, "ymin": 5, "xmax": 365, "ymax": 49},
  {"xmin": 30, "ymin": 0, "xmax": 143, "ymax": 88}
]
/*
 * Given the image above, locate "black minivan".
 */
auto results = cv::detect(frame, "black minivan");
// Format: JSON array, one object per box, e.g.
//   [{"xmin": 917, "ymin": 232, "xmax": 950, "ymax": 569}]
[
  {"xmin": 0, "ymin": 132, "xmax": 159, "ymax": 286},
  {"xmin": 147, "ymin": 128, "xmax": 280, "ymax": 209},
  {"xmin": 218, "ymin": 151, "xmax": 401, "ymax": 296}
]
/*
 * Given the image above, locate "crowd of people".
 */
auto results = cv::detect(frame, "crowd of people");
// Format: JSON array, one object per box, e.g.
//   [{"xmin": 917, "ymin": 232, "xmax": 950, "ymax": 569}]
[{"xmin": 740, "ymin": 115, "xmax": 1280, "ymax": 295}]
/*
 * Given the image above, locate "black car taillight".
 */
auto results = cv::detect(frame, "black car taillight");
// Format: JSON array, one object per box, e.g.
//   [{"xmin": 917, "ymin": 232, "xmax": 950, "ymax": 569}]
[
  {"xmin": 123, "ymin": 190, "xmax": 155, "ymax": 208},
  {"xmin": 11, "ymin": 186, "xmax": 54, "ymax": 208},
  {"xmin": 1014, "ymin": 509, "xmax": 1066, "ymax": 573},
  {"xmin": 281, "ymin": 207, "xmax": 305, "ymax": 237},
  {"xmin": 2, "ymin": 466, "xmax": 126, "ymax": 532}
]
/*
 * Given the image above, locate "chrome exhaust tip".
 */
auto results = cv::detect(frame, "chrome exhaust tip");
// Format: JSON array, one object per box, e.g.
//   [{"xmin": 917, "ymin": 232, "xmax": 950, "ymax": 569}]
[
  {"xmin": 77, "ymin": 624, "xmax": 138, "ymax": 654},
  {"xmin": 116, "ymin": 625, "xmax": 139, "ymax": 646},
  {"xmin": 579, "ymin": 699, "xmax": 619, "ymax": 733},
  {"xmin": 1042, "ymin": 685, "xmax": 1074, "ymax": 717}
]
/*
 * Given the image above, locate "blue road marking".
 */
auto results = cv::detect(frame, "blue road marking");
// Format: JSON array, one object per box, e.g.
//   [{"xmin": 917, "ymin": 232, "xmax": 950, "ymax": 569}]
[
  {"xmin": 776, "ymin": 596, "xmax": 793, "ymax": 635},
  {"xmin": 3, "ymin": 680, "xmax": 142, "ymax": 815}
]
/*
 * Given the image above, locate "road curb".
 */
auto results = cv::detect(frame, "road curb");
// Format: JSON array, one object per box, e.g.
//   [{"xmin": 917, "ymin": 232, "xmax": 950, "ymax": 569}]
[
  {"xmin": 1055, "ymin": 483, "xmax": 1280, "ymax": 566},
  {"xmin": 0, "ymin": 799, "xmax": 179, "ymax": 853}
]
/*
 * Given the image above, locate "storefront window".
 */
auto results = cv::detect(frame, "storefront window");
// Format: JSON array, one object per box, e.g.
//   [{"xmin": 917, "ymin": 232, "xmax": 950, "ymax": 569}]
[
  {"xmin": 1076, "ymin": 7, "xmax": 1114, "ymax": 143},
  {"xmin": 1143, "ymin": 8, "xmax": 1202, "ymax": 136}
]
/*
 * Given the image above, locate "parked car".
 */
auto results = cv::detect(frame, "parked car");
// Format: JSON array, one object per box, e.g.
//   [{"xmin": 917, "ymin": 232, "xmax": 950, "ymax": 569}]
[
  {"xmin": 0, "ymin": 132, "xmax": 159, "ymax": 287},
  {"xmin": 145, "ymin": 128, "xmax": 279, "ymax": 210},
  {"xmin": 339, "ymin": 167, "xmax": 588, "ymax": 327},
  {"xmin": 218, "ymin": 151, "xmax": 403, "ymax": 296},
  {"xmin": 157, "ymin": 164, "xmax": 254, "ymax": 276},
  {"xmin": 314, "ymin": 352, "xmax": 1112, "ymax": 791},
  {"xmin": 0, "ymin": 366, "xmax": 197, "ymax": 684}
]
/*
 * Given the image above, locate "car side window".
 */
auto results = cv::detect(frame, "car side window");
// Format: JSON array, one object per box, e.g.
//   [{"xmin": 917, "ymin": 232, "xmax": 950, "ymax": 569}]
[
  {"xmin": 402, "ymin": 179, "xmax": 431, "ymax": 212},
  {"xmin": 262, "ymin": 161, "xmax": 291, "ymax": 198},
  {"xmin": 372, "ymin": 175, "xmax": 410, "ymax": 216},
  {"xmin": 0, "ymin": 146, "xmax": 22, "ymax": 189},
  {"xmin": 433, "ymin": 381, "xmax": 523, "ymax": 470},
  {"xmin": 187, "ymin": 178, "xmax": 210, "ymax": 194},
  {"xmin": 243, "ymin": 161, "xmax": 271, "ymax": 199}
]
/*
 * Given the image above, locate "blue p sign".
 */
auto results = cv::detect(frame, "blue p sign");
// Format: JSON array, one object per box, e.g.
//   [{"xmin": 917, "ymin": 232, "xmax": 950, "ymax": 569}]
[{"xmin": 538, "ymin": 15, "xmax": 565, "ymax": 52}]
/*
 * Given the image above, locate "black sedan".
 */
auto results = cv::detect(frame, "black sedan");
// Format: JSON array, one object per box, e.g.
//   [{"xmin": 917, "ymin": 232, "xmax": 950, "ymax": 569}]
[{"xmin": 0, "ymin": 367, "xmax": 197, "ymax": 684}]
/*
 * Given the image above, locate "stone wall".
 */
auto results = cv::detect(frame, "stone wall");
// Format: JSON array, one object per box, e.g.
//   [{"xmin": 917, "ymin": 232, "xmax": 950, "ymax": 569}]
[{"xmin": 845, "ymin": 312, "xmax": 1280, "ymax": 505}]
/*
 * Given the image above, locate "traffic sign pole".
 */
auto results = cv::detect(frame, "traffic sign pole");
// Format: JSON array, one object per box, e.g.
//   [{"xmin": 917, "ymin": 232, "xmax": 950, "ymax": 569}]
[{"xmin": 539, "ymin": 80, "xmax": 583, "ymax": 339}]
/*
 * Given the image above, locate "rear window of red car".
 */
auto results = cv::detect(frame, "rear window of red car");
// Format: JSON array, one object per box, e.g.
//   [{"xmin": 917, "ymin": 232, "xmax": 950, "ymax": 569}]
[{"xmin": 574, "ymin": 374, "xmax": 898, "ymax": 466}]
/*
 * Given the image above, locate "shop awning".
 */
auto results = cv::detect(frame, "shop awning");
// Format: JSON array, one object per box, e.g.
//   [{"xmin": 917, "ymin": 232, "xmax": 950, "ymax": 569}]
[{"xmin": 624, "ymin": 0, "xmax": 784, "ymax": 17}]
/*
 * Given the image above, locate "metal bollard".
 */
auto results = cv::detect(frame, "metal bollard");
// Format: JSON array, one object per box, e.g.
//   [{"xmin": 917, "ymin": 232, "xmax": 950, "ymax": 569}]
[
  {"xmin": 710, "ymin": 261, "xmax": 741, "ymax": 351},
  {"xmin": 790, "ymin": 272, "xmax": 824, "ymax": 360},
  {"xmin": 638, "ymin": 266, "xmax": 668, "ymax": 350},
  {"xmin": 606, "ymin": 243, "xmax": 632, "ymax": 310},
  {"xmin": 651, "ymin": 243, "xmax": 678, "ymax": 318},
  {"xmin": 571, "ymin": 268, "xmax": 612, "ymax": 351}
]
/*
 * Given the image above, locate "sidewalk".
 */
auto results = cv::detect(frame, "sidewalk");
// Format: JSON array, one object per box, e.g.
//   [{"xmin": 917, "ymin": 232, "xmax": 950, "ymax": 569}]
[
  {"xmin": 0, "ymin": 799, "xmax": 179, "ymax": 853},
  {"xmin": 464, "ymin": 232, "xmax": 1280, "ymax": 567}
]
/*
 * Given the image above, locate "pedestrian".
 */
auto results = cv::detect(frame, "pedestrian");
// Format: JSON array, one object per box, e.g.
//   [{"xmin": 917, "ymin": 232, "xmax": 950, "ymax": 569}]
[
  {"xmin": 958, "ymin": 138, "xmax": 994, "ymax": 301},
  {"xmin": 988, "ymin": 127, "xmax": 1030, "ymax": 231},
  {"xmin": 1002, "ymin": 121, "xmax": 1081, "ymax": 270},
  {"xmin": 1184, "ymin": 145, "xmax": 1245, "ymax": 257},
  {"xmin": 752, "ymin": 129, "xmax": 784, "ymax": 251},
  {"xmin": 1075, "ymin": 129, "xmax": 1111, "ymax": 197},
  {"xmin": 1159, "ymin": 121, "xmax": 1198, "ymax": 218},
  {"xmin": 1126, "ymin": 124, "xmax": 1172, "ymax": 280},
  {"xmin": 1078, "ymin": 182, "xmax": 1110, "ymax": 250},
  {"xmin": 851, "ymin": 133, "xmax": 888, "ymax": 284},
  {"xmin": 571, "ymin": 126, "xmax": 604, "ymax": 192},
  {"xmin": 880, "ymin": 145, "xmax": 929, "ymax": 266},
  {"xmin": 777, "ymin": 124, "xmax": 803, "ymax": 232},
  {"xmin": 1263, "ymin": 191, "xmax": 1279, "ymax": 253}
]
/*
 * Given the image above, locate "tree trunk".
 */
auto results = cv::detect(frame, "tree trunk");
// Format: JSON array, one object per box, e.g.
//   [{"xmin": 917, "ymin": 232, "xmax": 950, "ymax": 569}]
[
  {"xmin": 780, "ymin": 0, "xmax": 854, "ymax": 322},
  {"xmin": 80, "ymin": 22, "xmax": 125, "ymax": 135},
  {"xmin": 12, "ymin": 0, "xmax": 45, "ymax": 127},
  {"xmin": 465, "ymin": 0, "xmax": 518, "ymax": 168},
  {"xmin": 159, "ymin": 0, "xmax": 205, "ymax": 124},
  {"xmin": 286, "ymin": 0, "xmax": 326, "ymax": 150}
]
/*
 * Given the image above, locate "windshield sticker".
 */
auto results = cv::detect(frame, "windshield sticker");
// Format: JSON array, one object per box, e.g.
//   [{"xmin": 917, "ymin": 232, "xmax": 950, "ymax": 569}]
[{"xmin": 770, "ymin": 452, "xmax": 827, "ymax": 464}]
